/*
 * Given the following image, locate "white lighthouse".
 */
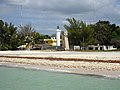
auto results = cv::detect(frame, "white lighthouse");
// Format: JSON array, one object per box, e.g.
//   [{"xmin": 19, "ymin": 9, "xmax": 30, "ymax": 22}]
[{"xmin": 56, "ymin": 26, "xmax": 61, "ymax": 46}]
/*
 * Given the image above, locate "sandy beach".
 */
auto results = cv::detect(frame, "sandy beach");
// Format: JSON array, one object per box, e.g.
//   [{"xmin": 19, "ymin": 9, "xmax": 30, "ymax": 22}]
[{"xmin": 0, "ymin": 51, "xmax": 120, "ymax": 78}]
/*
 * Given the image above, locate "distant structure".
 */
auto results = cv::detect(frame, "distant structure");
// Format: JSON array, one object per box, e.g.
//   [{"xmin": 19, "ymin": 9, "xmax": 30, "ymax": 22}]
[
  {"xmin": 62, "ymin": 30, "xmax": 69, "ymax": 50},
  {"xmin": 56, "ymin": 26, "xmax": 61, "ymax": 46},
  {"xmin": 86, "ymin": 45, "xmax": 117, "ymax": 51},
  {"xmin": 22, "ymin": 26, "xmax": 69, "ymax": 51},
  {"xmin": 43, "ymin": 37, "xmax": 60, "ymax": 46}
]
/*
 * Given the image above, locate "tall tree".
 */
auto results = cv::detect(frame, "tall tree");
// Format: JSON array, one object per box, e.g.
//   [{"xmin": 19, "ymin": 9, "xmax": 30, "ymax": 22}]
[
  {"xmin": 64, "ymin": 18, "xmax": 82, "ymax": 46},
  {"xmin": 18, "ymin": 24, "xmax": 35, "ymax": 38},
  {"xmin": 93, "ymin": 21, "xmax": 113, "ymax": 45},
  {"xmin": 64, "ymin": 18, "xmax": 95, "ymax": 47},
  {"xmin": 33, "ymin": 32, "xmax": 41, "ymax": 44},
  {"xmin": 0, "ymin": 20, "xmax": 4, "ymax": 48},
  {"xmin": 18, "ymin": 24, "xmax": 35, "ymax": 45},
  {"xmin": 17, "ymin": 24, "xmax": 50, "ymax": 48},
  {"xmin": 110, "ymin": 27, "xmax": 120, "ymax": 48},
  {"xmin": 0, "ymin": 20, "xmax": 18, "ymax": 50},
  {"xmin": 81, "ymin": 23, "xmax": 95, "ymax": 46}
]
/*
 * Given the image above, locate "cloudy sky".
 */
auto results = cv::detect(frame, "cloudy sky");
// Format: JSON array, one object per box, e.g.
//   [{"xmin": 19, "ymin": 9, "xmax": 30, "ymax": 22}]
[{"xmin": 0, "ymin": 0, "xmax": 120, "ymax": 35}]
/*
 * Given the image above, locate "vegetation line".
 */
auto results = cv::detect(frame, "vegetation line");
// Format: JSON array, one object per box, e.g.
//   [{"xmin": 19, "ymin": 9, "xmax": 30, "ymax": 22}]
[
  {"xmin": 0, "ymin": 55, "xmax": 120, "ymax": 64},
  {"xmin": 1, "ymin": 18, "xmax": 120, "ymax": 51}
]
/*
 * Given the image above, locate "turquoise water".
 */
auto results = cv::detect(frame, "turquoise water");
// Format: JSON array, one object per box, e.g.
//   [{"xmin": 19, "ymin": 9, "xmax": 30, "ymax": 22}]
[{"xmin": 0, "ymin": 66, "xmax": 120, "ymax": 90}]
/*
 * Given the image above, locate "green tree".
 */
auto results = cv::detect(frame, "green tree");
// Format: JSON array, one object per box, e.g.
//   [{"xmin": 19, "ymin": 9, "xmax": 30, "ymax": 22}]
[
  {"xmin": 0, "ymin": 20, "xmax": 4, "ymax": 49},
  {"xmin": 110, "ymin": 27, "xmax": 120, "ymax": 48},
  {"xmin": 18, "ymin": 24, "xmax": 35, "ymax": 45},
  {"xmin": 64, "ymin": 18, "xmax": 95, "ymax": 47},
  {"xmin": 33, "ymin": 32, "xmax": 41, "ymax": 44},
  {"xmin": 0, "ymin": 20, "xmax": 19, "ymax": 50},
  {"xmin": 18, "ymin": 24, "xmax": 50, "ymax": 48},
  {"xmin": 64, "ymin": 18, "xmax": 82, "ymax": 46},
  {"xmin": 93, "ymin": 21, "xmax": 113, "ymax": 45},
  {"xmin": 93, "ymin": 20, "xmax": 120, "ymax": 48},
  {"xmin": 81, "ymin": 23, "xmax": 95, "ymax": 46}
]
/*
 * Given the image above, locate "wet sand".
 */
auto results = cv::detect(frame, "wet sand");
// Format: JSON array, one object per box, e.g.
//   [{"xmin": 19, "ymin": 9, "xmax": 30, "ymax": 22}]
[{"xmin": 0, "ymin": 51, "xmax": 120, "ymax": 78}]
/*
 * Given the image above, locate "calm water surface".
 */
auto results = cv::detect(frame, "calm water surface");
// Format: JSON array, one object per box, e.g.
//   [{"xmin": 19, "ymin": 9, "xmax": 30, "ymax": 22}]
[{"xmin": 0, "ymin": 66, "xmax": 120, "ymax": 90}]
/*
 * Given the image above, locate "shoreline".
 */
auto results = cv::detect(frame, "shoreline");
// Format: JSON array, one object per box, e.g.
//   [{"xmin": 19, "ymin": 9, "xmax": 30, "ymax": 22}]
[
  {"xmin": 0, "ymin": 62, "xmax": 120, "ymax": 79},
  {"xmin": 0, "ymin": 56, "xmax": 120, "ymax": 79},
  {"xmin": 0, "ymin": 51, "xmax": 120, "ymax": 79}
]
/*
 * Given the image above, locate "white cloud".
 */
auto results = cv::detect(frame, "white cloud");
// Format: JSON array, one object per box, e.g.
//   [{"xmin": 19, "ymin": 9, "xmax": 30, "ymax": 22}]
[
  {"xmin": 0, "ymin": 0, "xmax": 120, "ymax": 34},
  {"xmin": 1, "ymin": 0, "xmax": 29, "ymax": 5}
]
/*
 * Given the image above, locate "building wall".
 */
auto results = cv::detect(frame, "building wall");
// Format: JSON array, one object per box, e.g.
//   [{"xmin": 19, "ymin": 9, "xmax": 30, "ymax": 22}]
[
  {"xmin": 44, "ymin": 38, "xmax": 62, "ymax": 46},
  {"xmin": 86, "ymin": 45, "xmax": 117, "ymax": 50}
]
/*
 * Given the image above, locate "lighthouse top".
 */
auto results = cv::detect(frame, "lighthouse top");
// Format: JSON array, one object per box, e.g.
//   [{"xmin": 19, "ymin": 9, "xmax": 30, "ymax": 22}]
[
  {"xmin": 56, "ymin": 26, "xmax": 61, "ymax": 32},
  {"xmin": 57, "ymin": 26, "xmax": 59, "ymax": 29}
]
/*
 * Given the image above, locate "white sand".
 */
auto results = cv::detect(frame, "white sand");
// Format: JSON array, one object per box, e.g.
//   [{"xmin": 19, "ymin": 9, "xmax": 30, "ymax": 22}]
[
  {"xmin": 0, "ymin": 51, "xmax": 120, "ymax": 78},
  {"xmin": 0, "ymin": 51, "xmax": 120, "ymax": 60}
]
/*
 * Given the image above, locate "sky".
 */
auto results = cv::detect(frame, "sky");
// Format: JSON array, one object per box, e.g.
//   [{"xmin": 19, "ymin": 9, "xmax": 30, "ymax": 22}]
[{"xmin": 0, "ymin": 0, "xmax": 120, "ymax": 35}]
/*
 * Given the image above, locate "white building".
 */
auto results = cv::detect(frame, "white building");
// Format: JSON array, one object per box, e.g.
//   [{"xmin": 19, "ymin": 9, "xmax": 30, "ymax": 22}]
[
  {"xmin": 62, "ymin": 30, "xmax": 69, "ymax": 50},
  {"xmin": 86, "ymin": 45, "xmax": 117, "ymax": 50},
  {"xmin": 56, "ymin": 26, "xmax": 61, "ymax": 46}
]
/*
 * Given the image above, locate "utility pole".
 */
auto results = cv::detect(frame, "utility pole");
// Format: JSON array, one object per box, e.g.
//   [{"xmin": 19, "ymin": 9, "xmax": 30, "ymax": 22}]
[
  {"xmin": 20, "ymin": 5, "xmax": 23, "ymax": 26},
  {"xmin": 82, "ymin": 24, "xmax": 84, "ymax": 51},
  {"xmin": 93, "ymin": 0, "xmax": 96, "ymax": 23},
  {"xmin": 80, "ymin": 25, "xmax": 84, "ymax": 51}
]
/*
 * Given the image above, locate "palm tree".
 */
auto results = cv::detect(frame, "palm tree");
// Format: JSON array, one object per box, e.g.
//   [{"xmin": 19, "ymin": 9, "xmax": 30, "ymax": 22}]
[
  {"xmin": 64, "ymin": 18, "xmax": 82, "ymax": 46},
  {"xmin": 64, "ymin": 18, "xmax": 95, "ymax": 48},
  {"xmin": 0, "ymin": 20, "xmax": 18, "ymax": 50},
  {"xmin": 18, "ymin": 24, "xmax": 35, "ymax": 49}
]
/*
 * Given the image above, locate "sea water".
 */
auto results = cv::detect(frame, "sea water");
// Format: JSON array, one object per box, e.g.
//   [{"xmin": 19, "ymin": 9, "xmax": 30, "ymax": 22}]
[{"xmin": 0, "ymin": 66, "xmax": 120, "ymax": 90}]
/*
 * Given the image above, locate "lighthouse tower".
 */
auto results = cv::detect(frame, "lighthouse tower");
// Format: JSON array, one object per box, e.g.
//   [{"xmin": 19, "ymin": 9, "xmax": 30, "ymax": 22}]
[{"xmin": 56, "ymin": 26, "xmax": 61, "ymax": 46}]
